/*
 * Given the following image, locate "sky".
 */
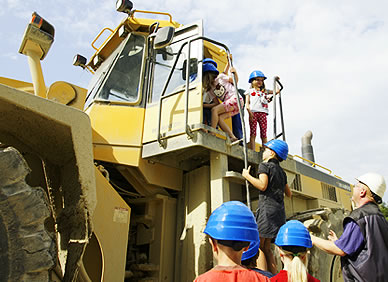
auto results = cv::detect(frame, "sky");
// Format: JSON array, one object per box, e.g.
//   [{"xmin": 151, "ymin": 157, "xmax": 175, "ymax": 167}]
[{"xmin": 1, "ymin": 0, "xmax": 388, "ymax": 203}]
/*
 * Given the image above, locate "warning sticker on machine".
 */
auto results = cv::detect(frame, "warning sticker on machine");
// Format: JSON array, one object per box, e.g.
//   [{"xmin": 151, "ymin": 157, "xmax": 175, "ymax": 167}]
[{"xmin": 113, "ymin": 207, "xmax": 129, "ymax": 223}]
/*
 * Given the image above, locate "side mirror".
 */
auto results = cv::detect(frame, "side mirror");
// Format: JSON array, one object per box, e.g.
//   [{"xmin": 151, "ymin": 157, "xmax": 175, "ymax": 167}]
[
  {"xmin": 154, "ymin": 26, "xmax": 175, "ymax": 49},
  {"xmin": 182, "ymin": 58, "xmax": 198, "ymax": 81}
]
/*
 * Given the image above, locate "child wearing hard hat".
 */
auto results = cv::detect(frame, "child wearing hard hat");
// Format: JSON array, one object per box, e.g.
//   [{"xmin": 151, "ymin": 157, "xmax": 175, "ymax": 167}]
[
  {"xmin": 202, "ymin": 55, "xmax": 243, "ymax": 142},
  {"xmin": 242, "ymin": 139, "xmax": 292, "ymax": 274},
  {"xmin": 244, "ymin": 70, "xmax": 274, "ymax": 150},
  {"xmin": 270, "ymin": 220, "xmax": 320, "ymax": 282},
  {"xmin": 194, "ymin": 201, "xmax": 270, "ymax": 281},
  {"xmin": 241, "ymin": 235, "xmax": 274, "ymax": 278},
  {"xmin": 202, "ymin": 58, "xmax": 218, "ymax": 128}
]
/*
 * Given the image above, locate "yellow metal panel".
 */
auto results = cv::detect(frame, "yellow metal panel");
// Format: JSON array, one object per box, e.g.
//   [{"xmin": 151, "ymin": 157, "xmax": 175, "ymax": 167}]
[
  {"xmin": 86, "ymin": 103, "xmax": 145, "ymax": 146},
  {"xmin": 92, "ymin": 167, "xmax": 130, "ymax": 282},
  {"xmin": 0, "ymin": 77, "xmax": 35, "ymax": 94},
  {"xmin": 93, "ymin": 144, "xmax": 182, "ymax": 190},
  {"xmin": 300, "ymin": 175, "xmax": 322, "ymax": 199},
  {"xmin": 204, "ymin": 41, "xmax": 228, "ymax": 72},
  {"xmin": 177, "ymin": 166, "xmax": 212, "ymax": 281},
  {"xmin": 138, "ymin": 158, "xmax": 182, "ymax": 191},
  {"xmin": 146, "ymin": 195, "xmax": 177, "ymax": 282},
  {"xmin": 338, "ymin": 188, "xmax": 352, "ymax": 211},
  {"xmin": 128, "ymin": 17, "xmax": 181, "ymax": 29},
  {"xmin": 47, "ymin": 81, "xmax": 76, "ymax": 105},
  {"xmin": 316, "ymin": 198, "xmax": 342, "ymax": 209},
  {"xmin": 143, "ymin": 86, "xmax": 202, "ymax": 143},
  {"xmin": 93, "ymin": 144, "xmax": 141, "ymax": 166},
  {"xmin": 292, "ymin": 196, "xmax": 308, "ymax": 213},
  {"xmin": 47, "ymin": 81, "xmax": 87, "ymax": 110}
]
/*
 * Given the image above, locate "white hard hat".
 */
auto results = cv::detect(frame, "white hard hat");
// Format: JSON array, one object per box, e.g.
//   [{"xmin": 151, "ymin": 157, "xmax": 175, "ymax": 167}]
[{"xmin": 356, "ymin": 172, "xmax": 386, "ymax": 202}]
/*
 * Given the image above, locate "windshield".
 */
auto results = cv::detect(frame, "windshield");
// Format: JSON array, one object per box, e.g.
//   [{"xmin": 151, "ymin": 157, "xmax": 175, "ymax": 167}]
[{"xmin": 85, "ymin": 34, "xmax": 145, "ymax": 108}]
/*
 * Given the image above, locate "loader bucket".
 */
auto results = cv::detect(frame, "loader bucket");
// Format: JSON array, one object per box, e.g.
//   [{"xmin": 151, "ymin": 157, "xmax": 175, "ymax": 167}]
[{"xmin": 0, "ymin": 83, "xmax": 96, "ymax": 281}]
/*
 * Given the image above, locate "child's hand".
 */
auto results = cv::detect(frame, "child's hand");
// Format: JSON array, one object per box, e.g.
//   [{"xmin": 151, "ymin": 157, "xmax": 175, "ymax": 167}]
[
  {"xmin": 230, "ymin": 67, "xmax": 236, "ymax": 74},
  {"xmin": 242, "ymin": 166, "xmax": 251, "ymax": 179},
  {"xmin": 248, "ymin": 110, "xmax": 254, "ymax": 121}
]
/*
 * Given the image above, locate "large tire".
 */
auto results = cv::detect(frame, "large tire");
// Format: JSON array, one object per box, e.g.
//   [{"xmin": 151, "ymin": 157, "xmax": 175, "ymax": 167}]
[{"xmin": 0, "ymin": 147, "xmax": 56, "ymax": 282}]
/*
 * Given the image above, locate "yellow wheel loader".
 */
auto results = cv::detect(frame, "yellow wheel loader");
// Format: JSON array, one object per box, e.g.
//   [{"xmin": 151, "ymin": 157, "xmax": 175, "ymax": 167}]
[{"xmin": 0, "ymin": 2, "xmax": 352, "ymax": 281}]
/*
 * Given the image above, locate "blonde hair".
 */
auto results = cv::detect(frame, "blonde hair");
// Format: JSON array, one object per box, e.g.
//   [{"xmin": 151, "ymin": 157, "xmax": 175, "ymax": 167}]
[
  {"xmin": 278, "ymin": 246, "xmax": 309, "ymax": 282},
  {"xmin": 203, "ymin": 72, "xmax": 217, "ymax": 92}
]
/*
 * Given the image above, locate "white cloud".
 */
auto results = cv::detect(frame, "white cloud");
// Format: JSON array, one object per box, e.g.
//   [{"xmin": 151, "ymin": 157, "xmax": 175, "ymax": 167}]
[
  {"xmin": 1, "ymin": 0, "xmax": 387, "ymax": 204},
  {"xmin": 2, "ymin": 53, "xmax": 18, "ymax": 60}
]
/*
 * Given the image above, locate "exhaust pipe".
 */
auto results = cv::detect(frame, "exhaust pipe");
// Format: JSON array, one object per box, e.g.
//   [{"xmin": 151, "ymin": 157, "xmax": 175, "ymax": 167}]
[{"xmin": 301, "ymin": 130, "xmax": 315, "ymax": 165}]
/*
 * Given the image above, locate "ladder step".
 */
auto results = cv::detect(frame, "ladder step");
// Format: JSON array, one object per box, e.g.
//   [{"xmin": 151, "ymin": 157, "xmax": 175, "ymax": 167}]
[
  {"xmin": 229, "ymin": 138, "xmax": 243, "ymax": 146},
  {"xmin": 223, "ymin": 171, "xmax": 245, "ymax": 184}
]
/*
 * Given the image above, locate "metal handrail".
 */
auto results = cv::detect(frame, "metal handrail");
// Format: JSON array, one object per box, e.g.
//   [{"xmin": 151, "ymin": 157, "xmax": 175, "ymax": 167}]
[
  {"xmin": 154, "ymin": 34, "xmax": 251, "ymax": 208},
  {"xmin": 184, "ymin": 40, "xmax": 194, "ymax": 139},
  {"xmin": 131, "ymin": 10, "xmax": 175, "ymax": 24},
  {"xmin": 273, "ymin": 77, "xmax": 285, "ymax": 141},
  {"xmin": 91, "ymin": 27, "xmax": 115, "ymax": 51},
  {"xmin": 156, "ymin": 39, "xmax": 187, "ymax": 148},
  {"xmin": 293, "ymin": 155, "xmax": 333, "ymax": 175}
]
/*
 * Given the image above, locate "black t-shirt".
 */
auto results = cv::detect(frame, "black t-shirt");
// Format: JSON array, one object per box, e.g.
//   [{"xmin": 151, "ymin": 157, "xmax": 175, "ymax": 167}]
[
  {"xmin": 255, "ymin": 158, "xmax": 288, "ymax": 238},
  {"xmin": 257, "ymin": 158, "xmax": 287, "ymax": 203}
]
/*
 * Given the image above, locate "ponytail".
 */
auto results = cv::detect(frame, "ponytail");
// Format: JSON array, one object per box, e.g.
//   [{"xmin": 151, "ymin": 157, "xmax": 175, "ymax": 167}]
[
  {"xmin": 279, "ymin": 246, "xmax": 309, "ymax": 282},
  {"xmin": 288, "ymin": 253, "xmax": 308, "ymax": 282}
]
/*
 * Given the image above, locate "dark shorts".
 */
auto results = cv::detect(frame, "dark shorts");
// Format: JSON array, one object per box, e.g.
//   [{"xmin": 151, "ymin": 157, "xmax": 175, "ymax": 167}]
[
  {"xmin": 256, "ymin": 196, "xmax": 285, "ymax": 238},
  {"xmin": 203, "ymin": 107, "xmax": 212, "ymax": 125}
]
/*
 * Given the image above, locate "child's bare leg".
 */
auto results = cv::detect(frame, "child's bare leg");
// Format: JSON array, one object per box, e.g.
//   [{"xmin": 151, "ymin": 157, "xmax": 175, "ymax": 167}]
[
  {"xmin": 250, "ymin": 135, "xmax": 256, "ymax": 151},
  {"xmin": 218, "ymin": 113, "xmax": 237, "ymax": 141},
  {"xmin": 261, "ymin": 137, "xmax": 268, "ymax": 147},
  {"xmin": 211, "ymin": 104, "xmax": 225, "ymax": 134},
  {"xmin": 259, "ymin": 237, "xmax": 277, "ymax": 274}
]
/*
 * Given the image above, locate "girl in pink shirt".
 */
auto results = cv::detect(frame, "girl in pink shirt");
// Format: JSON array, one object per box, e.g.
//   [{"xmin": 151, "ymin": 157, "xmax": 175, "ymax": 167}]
[{"xmin": 202, "ymin": 56, "xmax": 244, "ymax": 142}]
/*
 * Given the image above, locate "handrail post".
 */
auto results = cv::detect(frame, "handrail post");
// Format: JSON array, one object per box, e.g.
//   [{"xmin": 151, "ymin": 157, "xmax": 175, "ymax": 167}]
[
  {"xmin": 152, "ymin": 35, "xmax": 252, "ymax": 209},
  {"xmin": 185, "ymin": 40, "xmax": 194, "ymax": 138},
  {"xmin": 156, "ymin": 42, "xmax": 187, "ymax": 147},
  {"xmin": 273, "ymin": 77, "xmax": 277, "ymax": 139},
  {"xmin": 226, "ymin": 50, "xmax": 251, "ymax": 210},
  {"xmin": 272, "ymin": 77, "xmax": 285, "ymax": 141}
]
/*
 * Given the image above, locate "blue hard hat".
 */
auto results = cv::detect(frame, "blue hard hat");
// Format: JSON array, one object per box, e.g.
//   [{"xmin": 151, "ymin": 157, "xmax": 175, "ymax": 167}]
[
  {"xmin": 203, "ymin": 58, "xmax": 217, "ymax": 67},
  {"xmin": 203, "ymin": 63, "xmax": 219, "ymax": 75},
  {"xmin": 241, "ymin": 234, "xmax": 260, "ymax": 261},
  {"xmin": 265, "ymin": 139, "xmax": 289, "ymax": 161},
  {"xmin": 249, "ymin": 70, "xmax": 267, "ymax": 83},
  {"xmin": 204, "ymin": 201, "xmax": 259, "ymax": 242},
  {"xmin": 275, "ymin": 220, "xmax": 312, "ymax": 248}
]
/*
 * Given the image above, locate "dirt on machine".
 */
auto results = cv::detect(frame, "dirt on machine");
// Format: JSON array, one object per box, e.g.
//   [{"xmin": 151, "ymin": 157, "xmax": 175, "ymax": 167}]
[{"xmin": 0, "ymin": 1, "xmax": 353, "ymax": 281}]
